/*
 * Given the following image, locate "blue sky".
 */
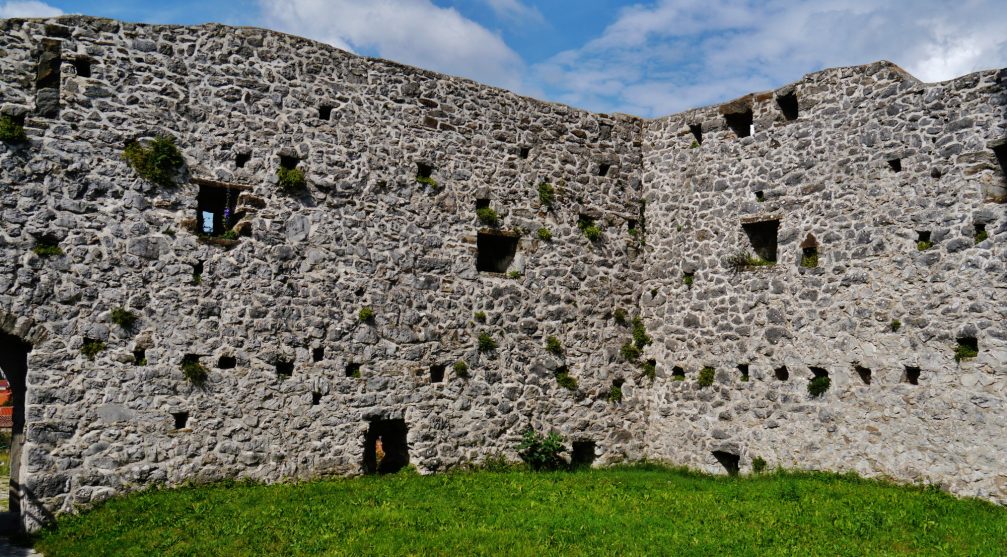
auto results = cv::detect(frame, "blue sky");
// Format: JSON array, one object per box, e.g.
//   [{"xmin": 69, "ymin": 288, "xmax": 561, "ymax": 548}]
[{"xmin": 3, "ymin": 0, "xmax": 1007, "ymax": 117}]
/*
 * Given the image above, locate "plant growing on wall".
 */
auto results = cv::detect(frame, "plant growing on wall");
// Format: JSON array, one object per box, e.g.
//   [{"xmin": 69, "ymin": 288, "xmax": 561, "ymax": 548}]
[
  {"xmin": 954, "ymin": 340, "xmax": 978, "ymax": 363},
  {"xmin": 607, "ymin": 384, "xmax": 623, "ymax": 403},
  {"xmin": 517, "ymin": 428, "xmax": 565, "ymax": 471},
  {"xmin": 727, "ymin": 250, "xmax": 774, "ymax": 272},
  {"xmin": 752, "ymin": 456, "xmax": 767, "ymax": 474},
  {"xmin": 181, "ymin": 355, "xmax": 209, "ymax": 387},
  {"xmin": 415, "ymin": 175, "xmax": 438, "ymax": 189},
  {"xmin": 110, "ymin": 307, "xmax": 138, "ymax": 330},
  {"xmin": 473, "ymin": 311, "xmax": 487, "ymax": 323},
  {"xmin": 631, "ymin": 317, "xmax": 651, "ymax": 349},
  {"xmin": 32, "ymin": 240, "xmax": 63, "ymax": 257},
  {"xmin": 890, "ymin": 319, "xmax": 901, "ymax": 332},
  {"xmin": 641, "ymin": 360, "xmax": 656, "ymax": 381},
  {"xmin": 807, "ymin": 375, "xmax": 831, "ymax": 397},
  {"xmin": 537, "ymin": 228, "xmax": 552, "ymax": 241},
  {"xmin": 577, "ymin": 216, "xmax": 602, "ymax": 242},
  {"xmin": 916, "ymin": 239, "xmax": 932, "ymax": 251},
  {"xmin": 613, "ymin": 308, "xmax": 627, "ymax": 325},
  {"xmin": 477, "ymin": 207, "xmax": 500, "ymax": 226},
  {"xmin": 545, "ymin": 336, "xmax": 563, "ymax": 356},
  {"xmin": 453, "ymin": 360, "xmax": 470, "ymax": 379},
  {"xmin": 81, "ymin": 339, "xmax": 106, "ymax": 360},
  {"xmin": 478, "ymin": 332, "xmax": 497, "ymax": 352},
  {"xmin": 0, "ymin": 114, "xmax": 27, "ymax": 143},
  {"xmin": 698, "ymin": 366, "xmax": 715, "ymax": 387},
  {"xmin": 123, "ymin": 136, "xmax": 184, "ymax": 187},
  {"xmin": 800, "ymin": 252, "xmax": 819, "ymax": 268},
  {"xmin": 537, "ymin": 182, "xmax": 555, "ymax": 209},
  {"xmin": 277, "ymin": 166, "xmax": 306, "ymax": 191},
  {"xmin": 358, "ymin": 307, "xmax": 375, "ymax": 323},
  {"xmin": 620, "ymin": 342, "xmax": 641, "ymax": 362},
  {"xmin": 555, "ymin": 369, "xmax": 577, "ymax": 390}
]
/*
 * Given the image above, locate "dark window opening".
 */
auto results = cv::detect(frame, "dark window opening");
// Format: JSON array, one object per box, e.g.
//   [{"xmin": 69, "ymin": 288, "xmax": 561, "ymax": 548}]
[
  {"xmin": 888, "ymin": 158, "xmax": 902, "ymax": 172},
  {"xmin": 312, "ymin": 347, "xmax": 324, "ymax": 363},
  {"xmin": 275, "ymin": 359, "xmax": 294, "ymax": 377},
  {"xmin": 363, "ymin": 418, "xmax": 409, "ymax": 474},
  {"xmin": 72, "ymin": 58, "xmax": 91, "ymax": 78},
  {"xmin": 430, "ymin": 364, "xmax": 446, "ymax": 383},
  {"xmin": 975, "ymin": 223, "xmax": 988, "ymax": 243},
  {"xmin": 776, "ymin": 92, "xmax": 798, "ymax": 121},
  {"xmin": 627, "ymin": 219, "xmax": 638, "ymax": 233},
  {"xmin": 477, "ymin": 232, "xmax": 519, "ymax": 273},
  {"xmin": 917, "ymin": 231, "xmax": 931, "ymax": 243},
  {"xmin": 235, "ymin": 152, "xmax": 251, "ymax": 168},
  {"xmin": 672, "ymin": 366, "xmax": 686, "ymax": 380},
  {"xmin": 279, "ymin": 155, "xmax": 300, "ymax": 170},
  {"xmin": 854, "ymin": 364, "xmax": 871, "ymax": 385},
  {"xmin": 475, "ymin": 198, "xmax": 491, "ymax": 210},
  {"xmin": 598, "ymin": 162, "xmax": 611, "ymax": 176},
  {"xmin": 192, "ymin": 261, "xmax": 204, "ymax": 276},
  {"xmin": 712, "ymin": 450, "xmax": 740, "ymax": 475},
  {"xmin": 774, "ymin": 366, "xmax": 789, "ymax": 381},
  {"xmin": 903, "ymin": 366, "xmax": 921, "ymax": 385},
  {"xmin": 992, "ymin": 141, "xmax": 1007, "ymax": 180},
  {"xmin": 742, "ymin": 219, "xmax": 780, "ymax": 262},
  {"xmin": 724, "ymin": 109, "xmax": 753, "ymax": 138},
  {"xmin": 801, "ymin": 246, "xmax": 818, "ymax": 268},
  {"xmin": 754, "ymin": 190, "xmax": 765, "ymax": 202},
  {"xmin": 133, "ymin": 349, "xmax": 145, "ymax": 365},
  {"xmin": 312, "ymin": 392, "xmax": 322, "ymax": 405},
  {"xmin": 196, "ymin": 184, "xmax": 240, "ymax": 237},
  {"xmin": 689, "ymin": 123, "xmax": 703, "ymax": 145},
  {"xmin": 571, "ymin": 441, "xmax": 596, "ymax": 469},
  {"xmin": 318, "ymin": 105, "xmax": 333, "ymax": 121},
  {"xmin": 217, "ymin": 355, "xmax": 236, "ymax": 369},
  {"xmin": 416, "ymin": 162, "xmax": 433, "ymax": 179},
  {"xmin": 957, "ymin": 336, "xmax": 978, "ymax": 355},
  {"xmin": 518, "ymin": 146, "xmax": 530, "ymax": 159},
  {"xmin": 171, "ymin": 412, "xmax": 189, "ymax": 430},
  {"xmin": 345, "ymin": 362, "xmax": 361, "ymax": 378},
  {"xmin": 737, "ymin": 364, "xmax": 749, "ymax": 380}
]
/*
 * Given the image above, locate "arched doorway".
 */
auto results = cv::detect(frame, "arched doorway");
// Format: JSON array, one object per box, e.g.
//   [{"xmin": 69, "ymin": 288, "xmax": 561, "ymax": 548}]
[{"xmin": 0, "ymin": 331, "xmax": 30, "ymax": 516}]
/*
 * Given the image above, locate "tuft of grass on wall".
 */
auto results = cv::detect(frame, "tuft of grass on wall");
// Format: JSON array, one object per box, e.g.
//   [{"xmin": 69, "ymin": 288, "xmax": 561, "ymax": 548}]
[{"xmin": 123, "ymin": 136, "xmax": 184, "ymax": 187}]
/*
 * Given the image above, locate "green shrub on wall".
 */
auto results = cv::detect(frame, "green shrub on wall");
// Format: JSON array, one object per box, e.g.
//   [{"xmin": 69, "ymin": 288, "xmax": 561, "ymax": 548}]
[
  {"xmin": 517, "ymin": 429, "xmax": 565, "ymax": 471},
  {"xmin": 698, "ymin": 366, "xmax": 715, "ymax": 387},
  {"xmin": 277, "ymin": 166, "xmax": 307, "ymax": 191},
  {"xmin": 0, "ymin": 115, "xmax": 27, "ymax": 143},
  {"xmin": 123, "ymin": 136, "xmax": 184, "ymax": 187},
  {"xmin": 110, "ymin": 307, "xmax": 138, "ymax": 330}
]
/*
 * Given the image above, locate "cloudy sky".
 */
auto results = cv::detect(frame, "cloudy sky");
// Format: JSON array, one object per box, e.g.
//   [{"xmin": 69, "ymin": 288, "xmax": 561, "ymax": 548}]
[{"xmin": 3, "ymin": 0, "xmax": 1006, "ymax": 117}]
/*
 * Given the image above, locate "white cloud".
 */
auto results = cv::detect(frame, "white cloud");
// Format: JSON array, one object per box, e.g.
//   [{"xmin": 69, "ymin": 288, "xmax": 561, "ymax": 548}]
[
  {"xmin": 483, "ymin": 0, "xmax": 543, "ymax": 25},
  {"xmin": 0, "ymin": 0, "xmax": 63, "ymax": 18},
  {"xmin": 258, "ymin": 0, "xmax": 527, "ymax": 92},
  {"xmin": 532, "ymin": 0, "xmax": 1007, "ymax": 117}
]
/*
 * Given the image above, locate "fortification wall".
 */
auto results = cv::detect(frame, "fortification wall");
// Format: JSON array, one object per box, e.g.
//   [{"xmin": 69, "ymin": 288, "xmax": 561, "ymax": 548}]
[{"xmin": 0, "ymin": 15, "xmax": 1005, "ymax": 530}]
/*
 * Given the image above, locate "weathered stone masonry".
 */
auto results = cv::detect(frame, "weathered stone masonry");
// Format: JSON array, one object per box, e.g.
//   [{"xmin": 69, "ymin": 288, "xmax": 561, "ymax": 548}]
[{"xmin": 0, "ymin": 16, "xmax": 1004, "ymax": 530}]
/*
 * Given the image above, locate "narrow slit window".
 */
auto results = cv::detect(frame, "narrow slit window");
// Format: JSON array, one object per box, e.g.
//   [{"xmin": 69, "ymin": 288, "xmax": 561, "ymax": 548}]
[
  {"xmin": 888, "ymin": 158, "xmax": 902, "ymax": 172},
  {"xmin": 312, "ymin": 392, "xmax": 322, "ymax": 405},
  {"xmin": 689, "ymin": 123, "xmax": 703, "ymax": 145},
  {"xmin": 776, "ymin": 92, "xmax": 798, "ymax": 120},
  {"xmin": 518, "ymin": 146, "xmax": 530, "ymax": 159},
  {"xmin": 476, "ymin": 232, "xmax": 518, "ymax": 273},
  {"xmin": 312, "ymin": 346, "xmax": 325, "ymax": 362},
  {"xmin": 724, "ymin": 109, "xmax": 753, "ymax": 138}
]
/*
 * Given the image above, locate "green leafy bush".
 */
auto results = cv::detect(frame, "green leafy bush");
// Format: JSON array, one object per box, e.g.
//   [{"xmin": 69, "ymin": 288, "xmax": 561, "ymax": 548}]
[
  {"xmin": 277, "ymin": 166, "xmax": 306, "ymax": 191},
  {"xmin": 954, "ymin": 341, "xmax": 978, "ymax": 363},
  {"xmin": 752, "ymin": 456, "xmax": 767, "ymax": 474},
  {"xmin": 698, "ymin": 366, "xmax": 715, "ymax": 387},
  {"xmin": 641, "ymin": 360, "xmax": 656, "ymax": 381},
  {"xmin": 507, "ymin": 270, "xmax": 522, "ymax": 279},
  {"xmin": 607, "ymin": 385, "xmax": 623, "ymax": 403},
  {"xmin": 537, "ymin": 182, "xmax": 555, "ymax": 208},
  {"xmin": 478, "ymin": 332, "xmax": 497, "ymax": 352},
  {"xmin": 453, "ymin": 360, "xmax": 470, "ymax": 379},
  {"xmin": 555, "ymin": 369, "xmax": 577, "ymax": 390},
  {"xmin": 890, "ymin": 319, "xmax": 901, "ymax": 332},
  {"xmin": 631, "ymin": 317, "xmax": 651, "ymax": 349},
  {"xmin": 620, "ymin": 342, "xmax": 641, "ymax": 362},
  {"xmin": 545, "ymin": 335, "xmax": 563, "ymax": 356},
  {"xmin": 807, "ymin": 375, "xmax": 831, "ymax": 397},
  {"xmin": 800, "ymin": 253, "xmax": 819, "ymax": 268},
  {"xmin": 416, "ymin": 175, "xmax": 438, "ymax": 189},
  {"xmin": 123, "ymin": 136, "xmax": 184, "ymax": 187},
  {"xmin": 975, "ymin": 229, "xmax": 989, "ymax": 243},
  {"xmin": 581, "ymin": 223, "xmax": 602, "ymax": 242},
  {"xmin": 613, "ymin": 308, "xmax": 627, "ymax": 325},
  {"xmin": 110, "ymin": 307, "xmax": 137, "ymax": 330},
  {"xmin": 0, "ymin": 114, "xmax": 27, "ymax": 143},
  {"xmin": 181, "ymin": 356, "xmax": 209, "ymax": 387},
  {"xmin": 81, "ymin": 339, "xmax": 106, "ymax": 360},
  {"xmin": 476, "ymin": 207, "xmax": 500, "ymax": 226},
  {"xmin": 683, "ymin": 273, "xmax": 694, "ymax": 287},
  {"xmin": 517, "ymin": 429, "xmax": 565, "ymax": 471},
  {"xmin": 537, "ymin": 228, "xmax": 552, "ymax": 241},
  {"xmin": 358, "ymin": 307, "xmax": 375, "ymax": 322},
  {"xmin": 32, "ymin": 241, "xmax": 63, "ymax": 257},
  {"xmin": 916, "ymin": 240, "xmax": 932, "ymax": 251},
  {"xmin": 473, "ymin": 311, "xmax": 487, "ymax": 323}
]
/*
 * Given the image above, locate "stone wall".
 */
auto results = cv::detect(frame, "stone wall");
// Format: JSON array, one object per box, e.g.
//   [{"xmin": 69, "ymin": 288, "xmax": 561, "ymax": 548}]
[{"xmin": 0, "ymin": 15, "xmax": 1005, "ymax": 530}]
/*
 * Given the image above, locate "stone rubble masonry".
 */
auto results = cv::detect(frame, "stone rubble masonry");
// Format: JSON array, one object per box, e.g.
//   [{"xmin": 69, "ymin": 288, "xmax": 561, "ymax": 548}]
[{"xmin": 0, "ymin": 15, "xmax": 1004, "ymax": 530}]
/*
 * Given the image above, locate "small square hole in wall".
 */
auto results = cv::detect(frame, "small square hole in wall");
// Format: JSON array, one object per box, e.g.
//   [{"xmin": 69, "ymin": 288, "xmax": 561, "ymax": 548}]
[
  {"xmin": 279, "ymin": 155, "xmax": 300, "ymax": 170},
  {"xmin": 774, "ymin": 366, "xmax": 789, "ymax": 381},
  {"xmin": 776, "ymin": 92, "xmax": 798, "ymax": 121},
  {"xmin": 724, "ymin": 108, "xmax": 753, "ymax": 138},
  {"xmin": 689, "ymin": 123, "xmax": 703, "ymax": 145},
  {"xmin": 888, "ymin": 158, "xmax": 902, "ymax": 172},
  {"xmin": 627, "ymin": 219, "xmax": 638, "ymax": 233},
  {"xmin": 854, "ymin": 364, "xmax": 872, "ymax": 385},
  {"xmin": 275, "ymin": 359, "xmax": 294, "ymax": 377},
  {"xmin": 172, "ymin": 411, "xmax": 189, "ymax": 430},
  {"xmin": 475, "ymin": 198, "xmax": 491, "ymax": 210},
  {"xmin": 133, "ymin": 349, "xmax": 146, "ymax": 366},
  {"xmin": 476, "ymin": 232, "xmax": 519, "ymax": 273},
  {"xmin": 598, "ymin": 162, "xmax": 611, "ymax": 177},
  {"xmin": 956, "ymin": 336, "xmax": 978, "ymax": 358},
  {"xmin": 571, "ymin": 441, "xmax": 596, "ymax": 469},
  {"xmin": 217, "ymin": 355, "xmax": 236, "ymax": 369},
  {"xmin": 311, "ymin": 392, "xmax": 322, "ymax": 405},
  {"xmin": 312, "ymin": 347, "xmax": 325, "ymax": 363},
  {"xmin": 903, "ymin": 366, "xmax": 921, "ymax": 385},
  {"xmin": 430, "ymin": 364, "xmax": 446, "ymax": 383},
  {"xmin": 416, "ymin": 162, "xmax": 433, "ymax": 179},
  {"xmin": 737, "ymin": 364, "xmax": 750, "ymax": 381},
  {"xmin": 754, "ymin": 190, "xmax": 765, "ymax": 202},
  {"xmin": 318, "ymin": 105, "xmax": 333, "ymax": 121},
  {"xmin": 518, "ymin": 146, "xmax": 530, "ymax": 159},
  {"xmin": 712, "ymin": 450, "xmax": 740, "ymax": 475},
  {"xmin": 917, "ymin": 230, "xmax": 932, "ymax": 250},
  {"xmin": 671, "ymin": 366, "xmax": 686, "ymax": 380},
  {"xmin": 235, "ymin": 152, "xmax": 251, "ymax": 168},
  {"xmin": 345, "ymin": 362, "xmax": 361, "ymax": 378},
  {"xmin": 742, "ymin": 219, "xmax": 780, "ymax": 262},
  {"xmin": 72, "ymin": 57, "xmax": 91, "ymax": 78},
  {"xmin": 974, "ymin": 223, "xmax": 988, "ymax": 243}
]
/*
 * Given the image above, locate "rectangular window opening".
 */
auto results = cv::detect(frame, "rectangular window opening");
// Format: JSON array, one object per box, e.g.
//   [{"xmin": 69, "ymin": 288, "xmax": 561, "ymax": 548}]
[
  {"xmin": 776, "ymin": 92, "xmax": 798, "ymax": 121},
  {"xmin": 992, "ymin": 141, "xmax": 1007, "ymax": 181},
  {"xmin": 671, "ymin": 366, "xmax": 686, "ymax": 380},
  {"xmin": 737, "ymin": 364, "xmax": 749, "ymax": 381},
  {"xmin": 318, "ymin": 105, "xmax": 333, "ymax": 121},
  {"xmin": 887, "ymin": 158, "xmax": 902, "ymax": 172},
  {"xmin": 430, "ymin": 364, "xmax": 446, "ymax": 383},
  {"xmin": 754, "ymin": 190, "xmax": 765, "ymax": 202},
  {"xmin": 742, "ymin": 219, "xmax": 780, "ymax": 262},
  {"xmin": 279, "ymin": 155, "xmax": 300, "ymax": 170},
  {"xmin": 312, "ymin": 346, "xmax": 325, "ymax": 362},
  {"xmin": 974, "ymin": 223, "xmax": 988, "ymax": 243},
  {"xmin": 345, "ymin": 362, "xmax": 361, "ymax": 378},
  {"xmin": 311, "ymin": 392, "xmax": 322, "ymax": 405},
  {"xmin": 801, "ymin": 246, "xmax": 819, "ymax": 268},
  {"xmin": 235, "ymin": 152, "xmax": 251, "ymax": 168},
  {"xmin": 774, "ymin": 366, "xmax": 789, "ymax": 381},
  {"xmin": 217, "ymin": 355, "xmax": 236, "ymax": 369},
  {"xmin": 475, "ymin": 198, "xmax": 491, "ymax": 210},
  {"xmin": 172, "ymin": 411, "xmax": 189, "ymax": 430},
  {"xmin": 133, "ymin": 349, "xmax": 146, "ymax": 366},
  {"xmin": 72, "ymin": 57, "xmax": 91, "ymax": 78},
  {"xmin": 363, "ymin": 418, "xmax": 409, "ymax": 474},
  {"xmin": 196, "ymin": 185, "xmax": 241, "ymax": 237},
  {"xmin": 416, "ymin": 162, "xmax": 433, "ymax": 179},
  {"xmin": 518, "ymin": 146, "xmax": 530, "ymax": 159},
  {"xmin": 724, "ymin": 109, "xmax": 753, "ymax": 138},
  {"xmin": 689, "ymin": 123, "xmax": 703, "ymax": 145},
  {"xmin": 275, "ymin": 358, "xmax": 294, "ymax": 377},
  {"xmin": 476, "ymin": 232, "xmax": 518, "ymax": 273}
]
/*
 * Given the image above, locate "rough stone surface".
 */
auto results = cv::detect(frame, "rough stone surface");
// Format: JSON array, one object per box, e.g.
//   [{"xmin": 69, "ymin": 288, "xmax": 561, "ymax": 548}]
[{"xmin": 0, "ymin": 16, "xmax": 1005, "ymax": 530}]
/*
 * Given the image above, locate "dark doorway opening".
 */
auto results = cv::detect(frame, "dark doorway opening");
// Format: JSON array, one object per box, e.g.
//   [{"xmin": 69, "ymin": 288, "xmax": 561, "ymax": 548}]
[
  {"xmin": 0, "ymin": 331, "xmax": 30, "ymax": 515},
  {"xmin": 477, "ymin": 232, "xmax": 518, "ymax": 273},
  {"xmin": 363, "ymin": 418, "xmax": 409, "ymax": 474},
  {"xmin": 196, "ymin": 184, "xmax": 240, "ymax": 236},
  {"xmin": 712, "ymin": 451, "xmax": 740, "ymax": 475},
  {"xmin": 571, "ymin": 441, "xmax": 596, "ymax": 469},
  {"xmin": 776, "ymin": 92, "xmax": 798, "ymax": 121},
  {"xmin": 742, "ymin": 219, "xmax": 779, "ymax": 262},
  {"xmin": 724, "ymin": 109, "xmax": 753, "ymax": 138}
]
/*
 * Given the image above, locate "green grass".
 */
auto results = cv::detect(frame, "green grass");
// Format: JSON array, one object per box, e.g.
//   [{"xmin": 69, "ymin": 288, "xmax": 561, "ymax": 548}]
[{"xmin": 33, "ymin": 467, "xmax": 1007, "ymax": 556}]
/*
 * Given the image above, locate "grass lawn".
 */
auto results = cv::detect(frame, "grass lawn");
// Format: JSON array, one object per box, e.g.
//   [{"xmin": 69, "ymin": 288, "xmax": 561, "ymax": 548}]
[{"xmin": 34, "ymin": 466, "xmax": 1007, "ymax": 556}]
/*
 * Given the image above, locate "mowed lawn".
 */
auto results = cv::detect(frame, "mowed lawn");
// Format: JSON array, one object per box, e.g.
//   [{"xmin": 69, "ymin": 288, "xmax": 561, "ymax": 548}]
[{"xmin": 35, "ymin": 466, "xmax": 1007, "ymax": 556}]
